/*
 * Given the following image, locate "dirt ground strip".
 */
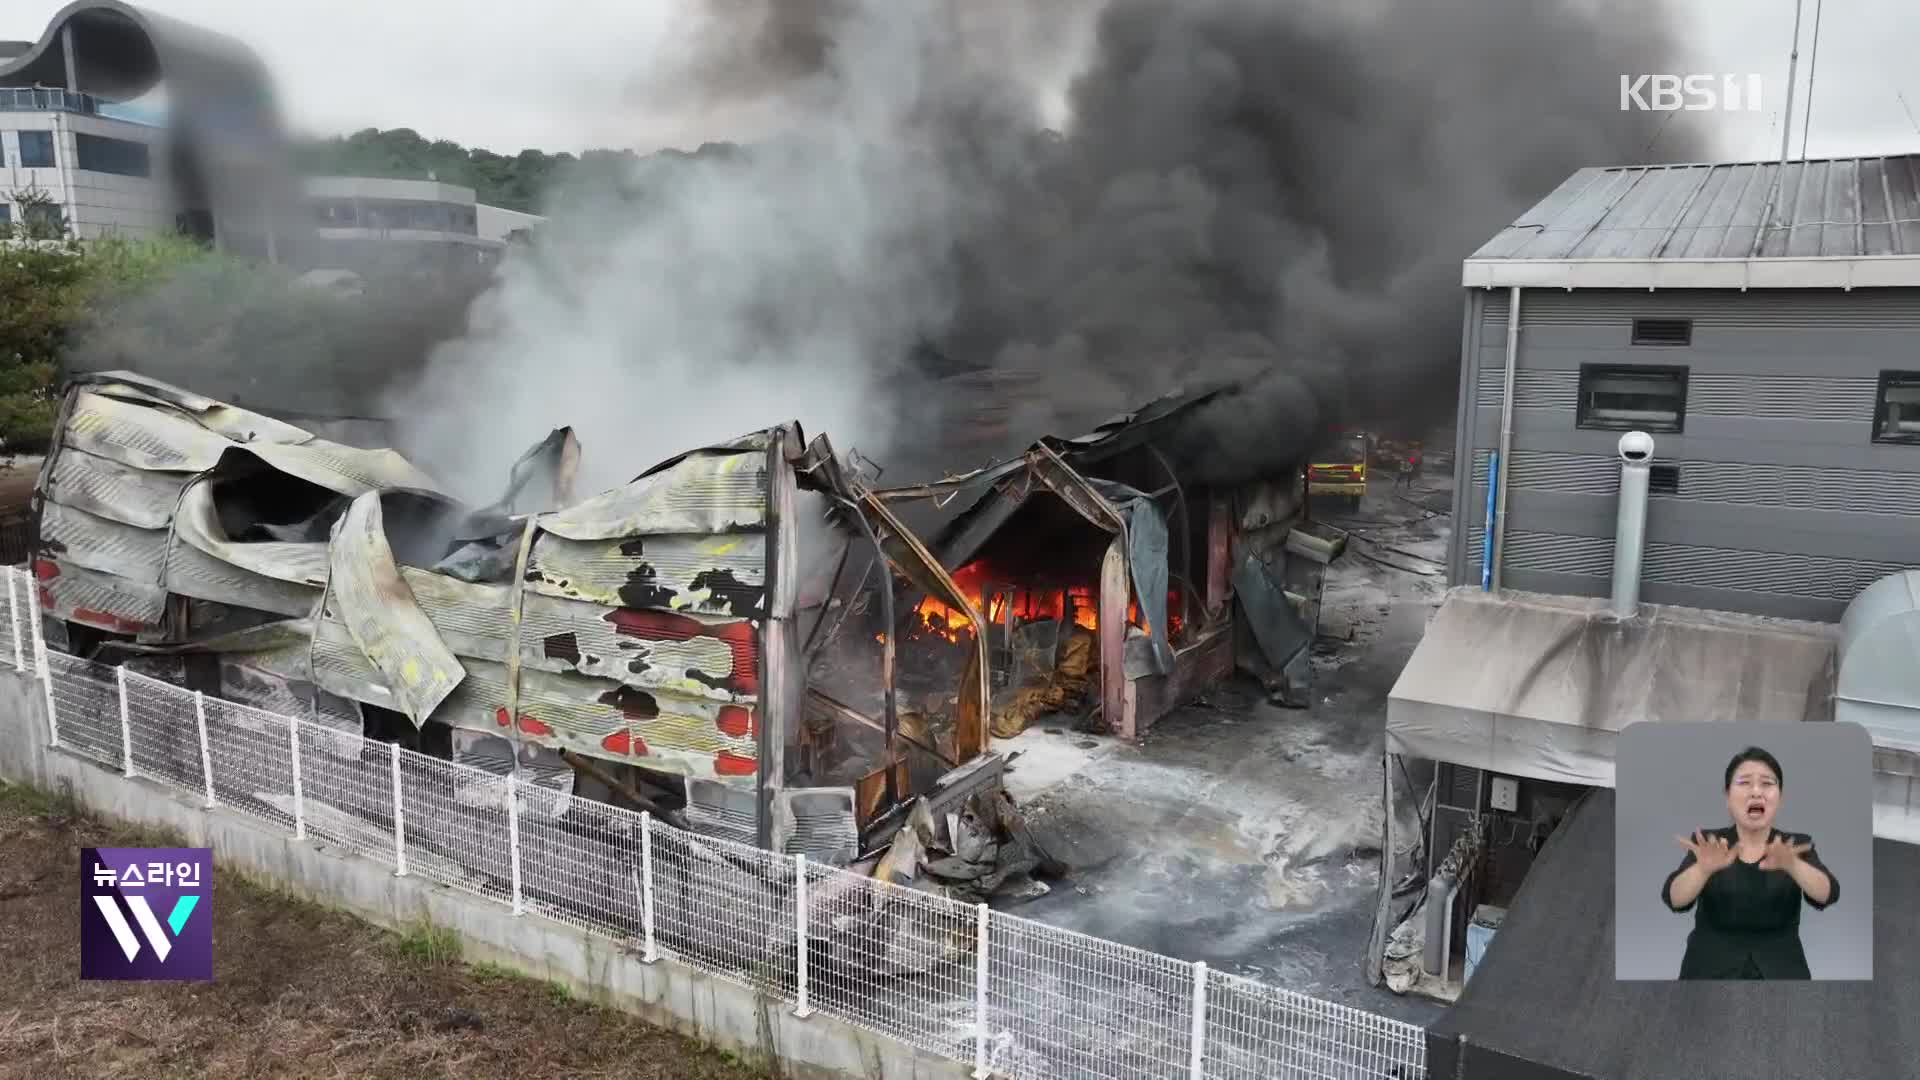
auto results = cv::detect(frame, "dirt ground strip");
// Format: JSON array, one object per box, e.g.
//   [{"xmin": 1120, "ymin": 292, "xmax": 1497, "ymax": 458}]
[{"xmin": 0, "ymin": 779, "xmax": 768, "ymax": 1080}]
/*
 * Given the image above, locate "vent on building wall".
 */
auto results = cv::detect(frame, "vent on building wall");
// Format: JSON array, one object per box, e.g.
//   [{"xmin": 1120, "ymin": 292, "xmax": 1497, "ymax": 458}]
[
  {"xmin": 1631, "ymin": 318, "xmax": 1693, "ymax": 346},
  {"xmin": 1649, "ymin": 464, "xmax": 1680, "ymax": 496},
  {"xmin": 1577, "ymin": 364, "xmax": 1688, "ymax": 433}
]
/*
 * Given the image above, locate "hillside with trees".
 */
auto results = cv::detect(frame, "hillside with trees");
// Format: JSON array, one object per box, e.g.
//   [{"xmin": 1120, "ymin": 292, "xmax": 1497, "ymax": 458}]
[{"xmin": 293, "ymin": 128, "xmax": 739, "ymax": 214}]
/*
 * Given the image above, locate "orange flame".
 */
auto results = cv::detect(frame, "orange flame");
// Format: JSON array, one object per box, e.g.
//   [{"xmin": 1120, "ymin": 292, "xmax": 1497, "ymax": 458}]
[{"xmin": 908, "ymin": 561, "xmax": 1180, "ymax": 644}]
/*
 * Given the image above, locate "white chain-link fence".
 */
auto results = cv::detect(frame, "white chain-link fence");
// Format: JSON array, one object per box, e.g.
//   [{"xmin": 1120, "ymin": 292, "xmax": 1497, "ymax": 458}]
[{"xmin": 0, "ymin": 565, "xmax": 1428, "ymax": 1080}]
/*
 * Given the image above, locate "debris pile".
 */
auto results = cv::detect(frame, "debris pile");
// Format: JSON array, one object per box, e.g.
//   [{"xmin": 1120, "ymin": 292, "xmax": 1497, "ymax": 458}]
[
  {"xmin": 873, "ymin": 788, "xmax": 1067, "ymax": 906},
  {"xmin": 990, "ymin": 624, "xmax": 1098, "ymax": 738}
]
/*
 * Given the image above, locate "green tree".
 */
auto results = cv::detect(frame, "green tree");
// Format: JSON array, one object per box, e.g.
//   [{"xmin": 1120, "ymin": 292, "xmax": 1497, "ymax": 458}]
[{"xmin": 0, "ymin": 230, "xmax": 212, "ymax": 453}]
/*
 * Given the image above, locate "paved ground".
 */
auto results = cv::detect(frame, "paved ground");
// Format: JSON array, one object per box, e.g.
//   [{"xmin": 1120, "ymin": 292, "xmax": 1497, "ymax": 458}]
[
  {"xmin": 0, "ymin": 779, "xmax": 765, "ymax": 1080},
  {"xmin": 1003, "ymin": 472, "xmax": 1453, "ymax": 1026}
]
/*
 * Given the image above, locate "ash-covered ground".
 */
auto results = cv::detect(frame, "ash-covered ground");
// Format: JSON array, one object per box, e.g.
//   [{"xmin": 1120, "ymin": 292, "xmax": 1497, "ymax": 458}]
[{"xmin": 1001, "ymin": 468, "xmax": 1454, "ymax": 1025}]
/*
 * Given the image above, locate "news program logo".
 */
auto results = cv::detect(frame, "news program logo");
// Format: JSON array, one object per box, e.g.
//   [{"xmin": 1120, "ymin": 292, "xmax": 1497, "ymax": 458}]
[
  {"xmin": 1620, "ymin": 74, "xmax": 1764, "ymax": 112},
  {"xmin": 81, "ymin": 847, "xmax": 212, "ymax": 981}
]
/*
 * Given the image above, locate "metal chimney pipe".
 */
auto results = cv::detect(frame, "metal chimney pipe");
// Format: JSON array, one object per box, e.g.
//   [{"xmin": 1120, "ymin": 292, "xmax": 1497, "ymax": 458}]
[{"xmin": 1611, "ymin": 432, "xmax": 1656, "ymax": 619}]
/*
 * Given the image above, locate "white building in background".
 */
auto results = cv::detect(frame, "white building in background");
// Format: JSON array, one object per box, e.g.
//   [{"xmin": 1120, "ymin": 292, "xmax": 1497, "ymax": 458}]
[
  {"xmin": 0, "ymin": 86, "xmax": 183, "ymax": 238},
  {"xmin": 477, "ymin": 202, "xmax": 542, "ymax": 245},
  {"xmin": 305, "ymin": 175, "xmax": 545, "ymax": 272}
]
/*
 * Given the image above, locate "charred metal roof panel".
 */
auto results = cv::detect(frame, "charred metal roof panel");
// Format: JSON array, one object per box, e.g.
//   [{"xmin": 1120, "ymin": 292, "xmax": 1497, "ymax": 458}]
[
  {"xmin": 536, "ymin": 448, "xmax": 769, "ymax": 540},
  {"xmin": 45, "ymin": 447, "xmax": 188, "ymax": 530},
  {"xmin": 36, "ymin": 558, "xmax": 167, "ymax": 634},
  {"xmin": 524, "ymin": 531, "xmax": 768, "ymax": 619},
  {"xmin": 326, "ymin": 492, "xmax": 465, "ymax": 727}
]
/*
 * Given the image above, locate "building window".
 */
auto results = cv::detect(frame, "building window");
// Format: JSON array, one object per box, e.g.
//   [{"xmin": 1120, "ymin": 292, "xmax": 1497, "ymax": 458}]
[
  {"xmin": 1577, "ymin": 364, "xmax": 1687, "ymax": 433},
  {"xmin": 1649, "ymin": 464, "xmax": 1681, "ymax": 495},
  {"xmin": 17, "ymin": 130, "xmax": 54, "ymax": 168},
  {"xmin": 1874, "ymin": 372, "xmax": 1920, "ymax": 444},
  {"xmin": 0, "ymin": 204, "xmax": 10, "ymax": 229},
  {"xmin": 74, "ymin": 133, "xmax": 150, "ymax": 178},
  {"xmin": 314, "ymin": 200, "xmax": 357, "ymax": 226},
  {"xmin": 1631, "ymin": 318, "xmax": 1693, "ymax": 346}
]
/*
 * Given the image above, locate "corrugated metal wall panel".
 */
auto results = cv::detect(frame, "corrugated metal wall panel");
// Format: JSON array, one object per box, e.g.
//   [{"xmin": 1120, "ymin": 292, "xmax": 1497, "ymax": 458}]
[
  {"xmin": 40, "ymin": 500, "xmax": 168, "ymax": 582},
  {"xmin": 1688, "ymin": 373, "xmax": 1874, "ymax": 421},
  {"xmin": 45, "ymin": 448, "xmax": 189, "ymax": 530},
  {"xmin": 1470, "ymin": 449, "xmax": 1920, "ymax": 516},
  {"xmin": 1475, "ymin": 369, "xmax": 1578, "ymax": 409},
  {"xmin": 525, "ymin": 530, "xmax": 768, "ymax": 618},
  {"xmin": 1480, "ymin": 289, "xmax": 1920, "ymax": 329},
  {"xmin": 1474, "ymin": 369, "xmax": 1873, "ymax": 422},
  {"xmin": 1471, "ymin": 529, "xmax": 1909, "ymax": 602},
  {"xmin": 36, "ymin": 557, "xmax": 168, "ymax": 632}
]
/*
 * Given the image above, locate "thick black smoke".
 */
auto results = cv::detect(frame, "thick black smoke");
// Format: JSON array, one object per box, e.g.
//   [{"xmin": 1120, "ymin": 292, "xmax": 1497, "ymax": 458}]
[
  {"xmin": 681, "ymin": 0, "xmax": 1704, "ymax": 484},
  {"xmin": 395, "ymin": 0, "xmax": 1704, "ymax": 500}
]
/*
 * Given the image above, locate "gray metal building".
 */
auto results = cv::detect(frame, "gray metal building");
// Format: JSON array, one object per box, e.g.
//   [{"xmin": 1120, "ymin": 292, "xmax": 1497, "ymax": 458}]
[{"xmin": 1448, "ymin": 154, "xmax": 1920, "ymax": 622}]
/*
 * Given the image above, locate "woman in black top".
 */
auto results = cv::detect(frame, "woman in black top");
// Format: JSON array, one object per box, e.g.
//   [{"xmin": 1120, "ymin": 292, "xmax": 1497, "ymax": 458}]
[{"xmin": 1661, "ymin": 746, "xmax": 1840, "ymax": 979}]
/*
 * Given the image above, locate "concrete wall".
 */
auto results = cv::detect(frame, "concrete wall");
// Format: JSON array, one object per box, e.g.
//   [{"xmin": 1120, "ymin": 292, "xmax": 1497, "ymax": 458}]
[
  {"xmin": 1450, "ymin": 286, "xmax": 1920, "ymax": 621},
  {"xmin": 0, "ymin": 668, "xmax": 969, "ymax": 1080}
]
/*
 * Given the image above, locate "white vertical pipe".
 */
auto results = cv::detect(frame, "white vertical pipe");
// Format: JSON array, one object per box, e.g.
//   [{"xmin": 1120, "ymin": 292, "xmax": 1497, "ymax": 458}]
[
  {"xmin": 506, "ymin": 772, "xmax": 524, "ymax": 916},
  {"xmin": 973, "ymin": 904, "xmax": 992, "ymax": 1079},
  {"xmin": 794, "ymin": 853, "xmax": 813, "ymax": 1018},
  {"xmin": 1189, "ymin": 960, "xmax": 1209, "ymax": 1080},
  {"xmin": 116, "ymin": 664, "xmax": 133, "ymax": 777},
  {"xmin": 194, "ymin": 691, "xmax": 215, "ymax": 808},
  {"xmin": 390, "ymin": 740, "xmax": 406, "ymax": 875},
  {"xmin": 289, "ymin": 717, "xmax": 305, "ymax": 840},
  {"xmin": 27, "ymin": 575, "xmax": 55, "ymax": 747},
  {"xmin": 1610, "ymin": 432, "xmax": 1656, "ymax": 620},
  {"xmin": 8, "ymin": 568, "xmax": 22, "ymax": 672},
  {"xmin": 639, "ymin": 811, "xmax": 658, "ymax": 963}
]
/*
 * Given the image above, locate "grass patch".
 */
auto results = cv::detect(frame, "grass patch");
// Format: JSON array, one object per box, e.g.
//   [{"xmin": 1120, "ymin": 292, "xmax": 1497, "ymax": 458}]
[
  {"xmin": 0, "ymin": 776, "xmax": 67, "ymax": 818},
  {"xmin": 393, "ymin": 920, "xmax": 464, "ymax": 966}
]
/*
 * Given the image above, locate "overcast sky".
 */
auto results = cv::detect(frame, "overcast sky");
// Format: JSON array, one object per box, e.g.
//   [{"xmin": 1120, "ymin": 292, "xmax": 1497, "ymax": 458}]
[{"xmin": 9, "ymin": 0, "xmax": 1920, "ymax": 158}]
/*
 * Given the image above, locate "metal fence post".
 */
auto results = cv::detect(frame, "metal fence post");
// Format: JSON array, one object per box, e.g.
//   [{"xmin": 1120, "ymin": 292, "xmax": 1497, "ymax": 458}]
[
  {"xmin": 8, "ymin": 569, "xmax": 22, "ymax": 672},
  {"xmin": 27, "ymin": 579, "xmax": 56, "ymax": 748},
  {"xmin": 289, "ymin": 717, "xmax": 305, "ymax": 840},
  {"xmin": 639, "ymin": 811, "xmax": 658, "ymax": 963},
  {"xmin": 116, "ymin": 664, "xmax": 133, "ymax": 777},
  {"xmin": 194, "ymin": 691, "xmax": 215, "ymax": 808},
  {"xmin": 506, "ymin": 771, "xmax": 524, "ymax": 916},
  {"xmin": 973, "ymin": 903, "xmax": 992, "ymax": 1079},
  {"xmin": 794, "ymin": 853, "xmax": 813, "ymax": 1018},
  {"xmin": 1189, "ymin": 960, "xmax": 1209, "ymax": 1080},
  {"xmin": 390, "ymin": 741, "xmax": 407, "ymax": 876}
]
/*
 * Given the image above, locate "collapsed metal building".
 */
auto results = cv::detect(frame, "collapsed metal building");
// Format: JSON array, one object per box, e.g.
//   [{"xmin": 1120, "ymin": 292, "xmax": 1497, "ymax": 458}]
[
  {"xmin": 30, "ymin": 372, "xmax": 1349, "ymax": 907},
  {"xmin": 29, "ymin": 371, "xmax": 1001, "ymax": 864}
]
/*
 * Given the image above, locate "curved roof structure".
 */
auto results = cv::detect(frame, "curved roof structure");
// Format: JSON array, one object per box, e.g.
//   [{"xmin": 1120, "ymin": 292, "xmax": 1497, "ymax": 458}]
[
  {"xmin": 0, "ymin": 0, "xmax": 269, "ymax": 105},
  {"xmin": 1, "ymin": 1, "xmax": 309, "ymax": 265}
]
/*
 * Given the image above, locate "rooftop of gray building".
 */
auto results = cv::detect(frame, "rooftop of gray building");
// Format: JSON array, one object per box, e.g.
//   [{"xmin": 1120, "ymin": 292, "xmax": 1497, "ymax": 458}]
[{"xmin": 1465, "ymin": 153, "xmax": 1920, "ymax": 291}]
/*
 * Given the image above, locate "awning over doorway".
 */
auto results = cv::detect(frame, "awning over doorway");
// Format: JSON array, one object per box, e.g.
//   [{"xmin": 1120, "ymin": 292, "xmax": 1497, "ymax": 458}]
[{"xmin": 1388, "ymin": 588, "xmax": 1920, "ymax": 842}]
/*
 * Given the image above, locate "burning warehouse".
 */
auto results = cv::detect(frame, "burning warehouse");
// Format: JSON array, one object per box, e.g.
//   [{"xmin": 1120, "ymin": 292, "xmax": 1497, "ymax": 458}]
[
  {"xmin": 861, "ymin": 384, "xmax": 1349, "ymax": 745},
  {"xmin": 27, "ymin": 370, "xmax": 1016, "ymax": 878},
  {"xmin": 28, "ymin": 372, "xmax": 1348, "ymax": 899}
]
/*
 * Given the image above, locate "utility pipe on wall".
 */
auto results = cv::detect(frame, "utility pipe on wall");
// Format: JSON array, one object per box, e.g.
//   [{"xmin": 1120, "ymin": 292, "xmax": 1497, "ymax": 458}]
[
  {"xmin": 1611, "ymin": 431, "xmax": 1656, "ymax": 619},
  {"xmin": 1423, "ymin": 867, "xmax": 1461, "ymax": 977},
  {"xmin": 1485, "ymin": 286, "xmax": 1522, "ymax": 591}
]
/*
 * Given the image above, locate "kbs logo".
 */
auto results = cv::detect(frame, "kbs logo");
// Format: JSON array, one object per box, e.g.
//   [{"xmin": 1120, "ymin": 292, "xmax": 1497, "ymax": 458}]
[
  {"xmin": 81, "ymin": 848, "xmax": 213, "ymax": 981},
  {"xmin": 1620, "ymin": 74, "xmax": 1764, "ymax": 112}
]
